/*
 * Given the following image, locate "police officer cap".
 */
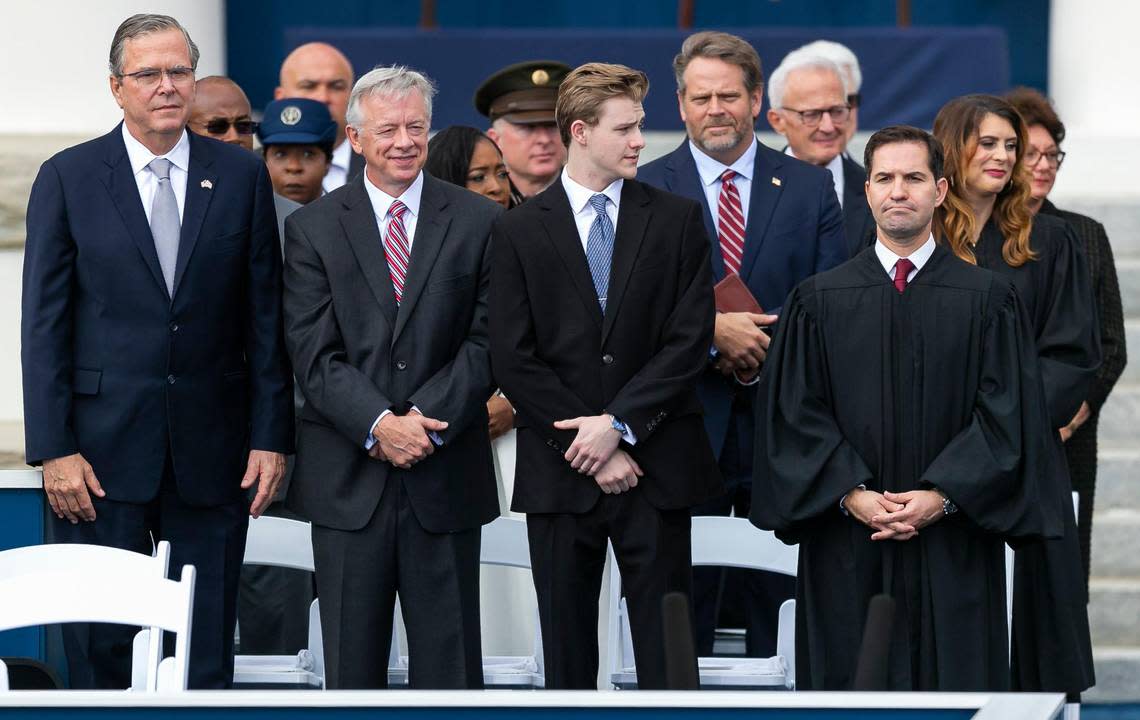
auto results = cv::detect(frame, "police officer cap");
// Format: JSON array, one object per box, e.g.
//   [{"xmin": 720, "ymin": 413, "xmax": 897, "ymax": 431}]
[
  {"xmin": 258, "ymin": 98, "xmax": 337, "ymax": 146},
  {"xmin": 473, "ymin": 60, "xmax": 571, "ymax": 125}
]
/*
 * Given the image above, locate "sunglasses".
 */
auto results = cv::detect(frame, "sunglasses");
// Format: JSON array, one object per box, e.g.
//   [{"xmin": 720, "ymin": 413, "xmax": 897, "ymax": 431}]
[{"xmin": 204, "ymin": 119, "xmax": 259, "ymax": 136}]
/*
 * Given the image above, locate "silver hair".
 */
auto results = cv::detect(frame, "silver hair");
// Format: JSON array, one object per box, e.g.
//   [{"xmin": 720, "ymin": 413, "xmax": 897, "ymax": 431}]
[
  {"xmin": 796, "ymin": 40, "xmax": 862, "ymax": 92},
  {"xmin": 767, "ymin": 53, "xmax": 849, "ymax": 110},
  {"xmin": 345, "ymin": 65, "xmax": 437, "ymax": 129},
  {"xmin": 109, "ymin": 13, "xmax": 200, "ymax": 76}
]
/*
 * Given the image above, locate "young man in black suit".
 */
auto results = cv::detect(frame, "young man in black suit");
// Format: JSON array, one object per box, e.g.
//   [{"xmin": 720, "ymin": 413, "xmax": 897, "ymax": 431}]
[{"xmin": 490, "ymin": 62, "xmax": 722, "ymax": 689}]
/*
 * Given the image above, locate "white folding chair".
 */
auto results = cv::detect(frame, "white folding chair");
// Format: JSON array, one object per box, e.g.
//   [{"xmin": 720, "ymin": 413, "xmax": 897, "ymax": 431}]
[
  {"xmin": 391, "ymin": 516, "xmax": 545, "ymax": 688},
  {"xmin": 0, "ymin": 562, "xmax": 195, "ymax": 692},
  {"xmin": 0, "ymin": 541, "xmax": 172, "ymax": 692},
  {"xmin": 606, "ymin": 516, "xmax": 798, "ymax": 689},
  {"xmin": 233, "ymin": 515, "xmax": 323, "ymax": 688}
]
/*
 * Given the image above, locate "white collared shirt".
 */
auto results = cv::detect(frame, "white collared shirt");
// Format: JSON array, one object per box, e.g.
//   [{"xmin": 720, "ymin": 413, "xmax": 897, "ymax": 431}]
[
  {"xmin": 786, "ymin": 146, "xmax": 845, "ymax": 209},
  {"xmin": 874, "ymin": 234, "xmax": 936, "ymax": 284},
  {"xmin": 689, "ymin": 135, "xmax": 757, "ymax": 235},
  {"xmin": 363, "ymin": 170, "xmax": 423, "ymax": 253},
  {"xmin": 561, "ymin": 167, "xmax": 623, "ymax": 253},
  {"xmin": 121, "ymin": 124, "xmax": 189, "ymax": 222},
  {"xmin": 323, "ymin": 138, "xmax": 352, "ymax": 192}
]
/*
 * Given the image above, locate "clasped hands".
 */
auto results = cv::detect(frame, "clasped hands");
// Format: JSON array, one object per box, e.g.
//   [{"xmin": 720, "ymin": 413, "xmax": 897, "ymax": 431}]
[
  {"xmin": 369, "ymin": 410, "xmax": 448, "ymax": 469},
  {"xmin": 843, "ymin": 487, "xmax": 946, "ymax": 541},
  {"xmin": 553, "ymin": 415, "xmax": 642, "ymax": 495},
  {"xmin": 712, "ymin": 311, "xmax": 777, "ymax": 382}
]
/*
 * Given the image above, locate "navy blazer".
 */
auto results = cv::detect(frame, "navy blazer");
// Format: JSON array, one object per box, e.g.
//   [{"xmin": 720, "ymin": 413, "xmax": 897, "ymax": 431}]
[
  {"xmin": 22, "ymin": 125, "xmax": 294, "ymax": 505},
  {"xmin": 842, "ymin": 154, "xmax": 877, "ymax": 257},
  {"xmin": 638, "ymin": 139, "xmax": 846, "ymax": 462}
]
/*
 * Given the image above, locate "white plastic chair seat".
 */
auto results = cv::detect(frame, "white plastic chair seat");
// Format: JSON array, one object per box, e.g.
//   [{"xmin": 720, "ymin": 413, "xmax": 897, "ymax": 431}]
[{"xmin": 230, "ymin": 650, "xmax": 321, "ymax": 687}]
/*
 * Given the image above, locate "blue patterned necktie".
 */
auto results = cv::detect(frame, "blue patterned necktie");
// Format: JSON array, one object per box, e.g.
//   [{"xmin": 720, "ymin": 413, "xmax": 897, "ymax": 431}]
[{"xmin": 586, "ymin": 193, "xmax": 614, "ymax": 312}]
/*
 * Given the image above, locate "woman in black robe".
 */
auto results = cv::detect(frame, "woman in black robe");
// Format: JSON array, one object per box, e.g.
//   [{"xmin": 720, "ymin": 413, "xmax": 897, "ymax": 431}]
[{"xmin": 933, "ymin": 94, "xmax": 1100, "ymax": 698}]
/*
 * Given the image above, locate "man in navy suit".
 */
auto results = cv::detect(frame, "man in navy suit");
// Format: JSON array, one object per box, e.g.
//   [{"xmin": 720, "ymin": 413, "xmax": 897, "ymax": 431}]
[
  {"xmin": 639, "ymin": 30, "xmax": 846, "ymax": 657},
  {"xmin": 21, "ymin": 14, "xmax": 293, "ymax": 689}
]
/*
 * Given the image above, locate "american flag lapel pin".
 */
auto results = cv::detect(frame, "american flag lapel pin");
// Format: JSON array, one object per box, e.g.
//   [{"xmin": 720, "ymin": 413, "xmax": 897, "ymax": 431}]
[
  {"xmin": 201, "ymin": 179, "xmax": 213, "ymax": 190},
  {"xmin": 771, "ymin": 177, "xmax": 782, "ymax": 187}
]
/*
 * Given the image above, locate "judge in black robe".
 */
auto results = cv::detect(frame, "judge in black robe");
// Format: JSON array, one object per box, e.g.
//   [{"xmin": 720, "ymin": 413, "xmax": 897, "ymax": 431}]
[
  {"xmin": 973, "ymin": 215, "xmax": 1100, "ymax": 695},
  {"xmin": 751, "ymin": 242, "xmax": 1065, "ymax": 691}
]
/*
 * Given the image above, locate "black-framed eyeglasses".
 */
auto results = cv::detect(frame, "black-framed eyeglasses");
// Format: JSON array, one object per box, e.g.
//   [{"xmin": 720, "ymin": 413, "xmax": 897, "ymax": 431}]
[
  {"xmin": 205, "ymin": 119, "xmax": 259, "ymax": 136},
  {"xmin": 1025, "ymin": 148, "xmax": 1066, "ymax": 169},
  {"xmin": 118, "ymin": 66, "xmax": 195, "ymax": 89},
  {"xmin": 847, "ymin": 93, "xmax": 861, "ymax": 109},
  {"xmin": 780, "ymin": 104, "xmax": 851, "ymax": 127}
]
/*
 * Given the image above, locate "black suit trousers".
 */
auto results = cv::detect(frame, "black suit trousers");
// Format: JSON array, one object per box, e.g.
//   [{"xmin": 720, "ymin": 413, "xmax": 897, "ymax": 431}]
[
  {"xmin": 49, "ymin": 453, "xmax": 248, "ymax": 689},
  {"xmin": 527, "ymin": 489, "xmax": 693, "ymax": 689},
  {"xmin": 311, "ymin": 476, "xmax": 483, "ymax": 689}
]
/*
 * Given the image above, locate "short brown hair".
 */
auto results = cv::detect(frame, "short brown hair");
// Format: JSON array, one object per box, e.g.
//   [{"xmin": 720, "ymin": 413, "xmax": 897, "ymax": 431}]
[
  {"xmin": 556, "ymin": 63, "xmax": 649, "ymax": 147},
  {"xmin": 864, "ymin": 125, "xmax": 944, "ymax": 179},
  {"xmin": 673, "ymin": 31, "xmax": 763, "ymax": 95},
  {"xmin": 1005, "ymin": 86, "xmax": 1066, "ymax": 146}
]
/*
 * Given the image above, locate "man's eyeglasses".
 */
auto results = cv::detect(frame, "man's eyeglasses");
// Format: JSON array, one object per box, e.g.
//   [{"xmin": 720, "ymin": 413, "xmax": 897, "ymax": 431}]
[
  {"xmin": 119, "ymin": 66, "xmax": 195, "ymax": 89},
  {"xmin": 780, "ymin": 104, "xmax": 851, "ymax": 127},
  {"xmin": 204, "ymin": 119, "xmax": 259, "ymax": 136},
  {"xmin": 1025, "ymin": 148, "xmax": 1066, "ymax": 169}
]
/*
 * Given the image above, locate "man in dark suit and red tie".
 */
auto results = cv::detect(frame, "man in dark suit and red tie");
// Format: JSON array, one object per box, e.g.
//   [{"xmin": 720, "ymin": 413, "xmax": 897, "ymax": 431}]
[
  {"xmin": 490, "ymin": 62, "xmax": 722, "ymax": 689},
  {"xmin": 282, "ymin": 65, "xmax": 502, "ymax": 689},
  {"xmin": 638, "ymin": 30, "xmax": 847, "ymax": 658},
  {"xmin": 21, "ymin": 14, "xmax": 294, "ymax": 689}
]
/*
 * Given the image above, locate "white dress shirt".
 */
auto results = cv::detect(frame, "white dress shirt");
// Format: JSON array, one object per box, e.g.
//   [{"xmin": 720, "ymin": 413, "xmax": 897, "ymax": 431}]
[
  {"xmin": 323, "ymin": 138, "xmax": 353, "ymax": 193},
  {"xmin": 121, "ymin": 124, "xmax": 189, "ymax": 222},
  {"xmin": 786, "ymin": 146, "xmax": 845, "ymax": 209},
  {"xmin": 690, "ymin": 135, "xmax": 757, "ymax": 234},
  {"xmin": 561, "ymin": 167, "xmax": 622, "ymax": 253},
  {"xmin": 874, "ymin": 234, "xmax": 936, "ymax": 283}
]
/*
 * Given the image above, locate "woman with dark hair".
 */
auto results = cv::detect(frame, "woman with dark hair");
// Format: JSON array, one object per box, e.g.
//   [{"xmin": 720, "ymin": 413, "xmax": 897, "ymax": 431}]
[
  {"xmin": 933, "ymin": 94, "xmax": 1099, "ymax": 701},
  {"xmin": 426, "ymin": 126, "xmax": 513, "ymax": 209},
  {"xmin": 1005, "ymin": 87, "xmax": 1128, "ymax": 593},
  {"xmin": 424, "ymin": 126, "xmax": 515, "ymax": 440}
]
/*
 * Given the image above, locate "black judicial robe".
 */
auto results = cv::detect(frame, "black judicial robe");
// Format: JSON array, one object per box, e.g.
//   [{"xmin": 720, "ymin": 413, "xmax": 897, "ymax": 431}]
[
  {"xmin": 974, "ymin": 216, "xmax": 1100, "ymax": 695},
  {"xmin": 751, "ymin": 245, "xmax": 1065, "ymax": 691}
]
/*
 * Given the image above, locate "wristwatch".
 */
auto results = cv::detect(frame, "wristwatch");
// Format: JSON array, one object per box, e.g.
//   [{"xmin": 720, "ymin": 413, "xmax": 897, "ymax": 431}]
[
  {"xmin": 936, "ymin": 490, "xmax": 958, "ymax": 516},
  {"xmin": 608, "ymin": 414, "xmax": 627, "ymax": 435}
]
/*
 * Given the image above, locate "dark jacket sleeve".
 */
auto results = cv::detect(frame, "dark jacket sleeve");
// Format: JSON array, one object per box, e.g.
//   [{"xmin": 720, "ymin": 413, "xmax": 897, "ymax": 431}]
[
  {"xmin": 814, "ymin": 173, "xmax": 849, "ymax": 273},
  {"xmin": 1085, "ymin": 219, "xmax": 1127, "ymax": 413}
]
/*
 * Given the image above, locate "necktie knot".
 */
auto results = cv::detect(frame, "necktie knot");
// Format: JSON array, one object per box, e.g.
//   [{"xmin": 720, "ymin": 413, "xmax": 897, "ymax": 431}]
[
  {"xmin": 588, "ymin": 193, "xmax": 608, "ymax": 216},
  {"xmin": 893, "ymin": 258, "xmax": 915, "ymax": 293},
  {"xmin": 149, "ymin": 157, "xmax": 172, "ymax": 182},
  {"xmin": 721, "ymin": 169, "xmax": 737, "ymax": 184},
  {"xmin": 389, "ymin": 199, "xmax": 408, "ymax": 221}
]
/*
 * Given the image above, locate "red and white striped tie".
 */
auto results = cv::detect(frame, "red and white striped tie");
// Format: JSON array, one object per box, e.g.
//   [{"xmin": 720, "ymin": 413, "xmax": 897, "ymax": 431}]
[
  {"xmin": 717, "ymin": 169, "xmax": 745, "ymax": 275},
  {"xmin": 383, "ymin": 200, "xmax": 411, "ymax": 304}
]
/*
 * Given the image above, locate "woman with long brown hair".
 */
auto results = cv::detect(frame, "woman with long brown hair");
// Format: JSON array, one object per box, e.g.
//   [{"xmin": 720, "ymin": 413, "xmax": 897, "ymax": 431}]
[{"xmin": 933, "ymin": 94, "xmax": 1099, "ymax": 701}]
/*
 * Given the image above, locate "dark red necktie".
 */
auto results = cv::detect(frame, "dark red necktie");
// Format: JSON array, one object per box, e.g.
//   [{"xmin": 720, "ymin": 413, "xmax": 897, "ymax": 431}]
[
  {"xmin": 893, "ymin": 258, "xmax": 915, "ymax": 293},
  {"xmin": 383, "ymin": 200, "xmax": 410, "ymax": 304},
  {"xmin": 717, "ymin": 170, "xmax": 745, "ymax": 275}
]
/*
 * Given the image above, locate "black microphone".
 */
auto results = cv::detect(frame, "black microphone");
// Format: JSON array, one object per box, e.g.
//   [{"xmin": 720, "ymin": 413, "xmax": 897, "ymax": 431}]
[
  {"xmin": 852, "ymin": 593, "xmax": 895, "ymax": 691},
  {"xmin": 662, "ymin": 591, "xmax": 700, "ymax": 690}
]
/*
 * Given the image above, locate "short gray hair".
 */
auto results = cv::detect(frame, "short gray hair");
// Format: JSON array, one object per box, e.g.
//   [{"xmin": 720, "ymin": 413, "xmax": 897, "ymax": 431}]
[
  {"xmin": 346, "ymin": 65, "xmax": 437, "ymax": 129},
  {"xmin": 109, "ymin": 13, "xmax": 199, "ymax": 76},
  {"xmin": 796, "ymin": 40, "xmax": 862, "ymax": 92},
  {"xmin": 767, "ymin": 53, "xmax": 848, "ymax": 110}
]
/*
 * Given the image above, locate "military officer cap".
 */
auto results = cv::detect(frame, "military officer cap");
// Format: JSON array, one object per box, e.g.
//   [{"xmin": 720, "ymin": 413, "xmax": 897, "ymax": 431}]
[
  {"xmin": 257, "ymin": 98, "xmax": 337, "ymax": 146},
  {"xmin": 473, "ymin": 60, "xmax": 572, "ymax": 125}
]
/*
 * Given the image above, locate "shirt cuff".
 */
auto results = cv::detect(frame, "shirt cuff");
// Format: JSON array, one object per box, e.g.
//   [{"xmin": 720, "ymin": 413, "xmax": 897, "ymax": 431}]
[
  {"xmin": 410, "ymin": 405, "xmax": 444, "ymax": 447},
  {"xmin": 839, "ymin": 484, "xmax": 867, "ymax": 516},
  {"xmin": 364, "ymin": 409, "xmax": 392, "ymax": 450}
]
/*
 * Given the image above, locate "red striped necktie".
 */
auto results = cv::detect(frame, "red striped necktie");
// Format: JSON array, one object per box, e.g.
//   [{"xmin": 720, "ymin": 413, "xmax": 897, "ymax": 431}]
[
  {"xmin": 383, "ymin": 200, "xmax": 411, "ymax": 304},
  {"xmin": 718, "ymin": 170, "xmax": 745, "ymax": 275}
]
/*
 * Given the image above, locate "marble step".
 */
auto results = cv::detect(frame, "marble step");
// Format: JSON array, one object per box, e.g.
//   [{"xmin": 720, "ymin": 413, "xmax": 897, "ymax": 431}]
[
  {"xmin": 1089, "ymin": 578, "xmax": 1140, "ymax": 647},
  {"xmin": 1085, "ymin": 647, "xmax": 1140, "ymax": 703},
  {"xmin": 1097, "ymin": 449, "xmax": 1140, "ymax": 512},
  {"xmin": 1096, "ymin": 385, "xmax": 1140, "ymax": 448},
  {"xmin": 1091, "ymin": 509, "xmax": 1140, "ymax": 578}
]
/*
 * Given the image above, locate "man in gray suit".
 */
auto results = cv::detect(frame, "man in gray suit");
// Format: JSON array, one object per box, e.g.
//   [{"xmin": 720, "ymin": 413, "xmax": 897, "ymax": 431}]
[{"xmin": 283, "ymin": 65, "xmax": 502, "ymax": 689}]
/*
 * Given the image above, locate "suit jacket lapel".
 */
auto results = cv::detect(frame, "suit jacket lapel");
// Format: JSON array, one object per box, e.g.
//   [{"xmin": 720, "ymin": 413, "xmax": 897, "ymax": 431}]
[
  {"xmin": 339, "ymin": 177, "xmax": 398, "ymax": 330},
  {"xmin": 538, "ymin": 181, "xmax": 603, "ymax": 330},
  {"xmin": 393, "ymin": 175, "xmax": 449, "ymax": 342},
  {"xmin": 739, "ymin": 144, "xmax": 784, "ymax": 283},
  {"xmin": 172, "ymin": 133, "xmax": 217, "ymax": 298},
  {"xmin": 601, "ymin": 180, "xmax": 649, "ymax": 344},
  {"xmin": 99, "ymin": 127, "xmax": 169, "ymax": 299},
  {"xmin": 668, "ymin": 142, "xmax": 721, "ymax": 280}
]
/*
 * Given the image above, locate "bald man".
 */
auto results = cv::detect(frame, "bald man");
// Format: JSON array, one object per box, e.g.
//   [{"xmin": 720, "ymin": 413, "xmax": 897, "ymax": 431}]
[
  {"xmin": 189, "ymin": 76, "xmax": 258, "ymax": 151},
  {"xmin": 276, "ymin": 42, "xmax": 361, "ymax": 191}
]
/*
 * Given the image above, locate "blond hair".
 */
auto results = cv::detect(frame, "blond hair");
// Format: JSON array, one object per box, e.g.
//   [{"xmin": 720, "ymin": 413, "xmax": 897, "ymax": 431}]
[{"xmin": 556, "ymin": 63, "xmax": 649, "ymax": 147}]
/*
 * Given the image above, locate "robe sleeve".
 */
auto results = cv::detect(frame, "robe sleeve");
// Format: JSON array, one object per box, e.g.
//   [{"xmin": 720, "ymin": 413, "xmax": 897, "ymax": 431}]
[
  {"xmin": 750, "ymin": 283, "xmax": 874, "ymax": 536},
  {"xmin": 921, "ymin": 281, "xmax": 1065, "ymax": 541}
]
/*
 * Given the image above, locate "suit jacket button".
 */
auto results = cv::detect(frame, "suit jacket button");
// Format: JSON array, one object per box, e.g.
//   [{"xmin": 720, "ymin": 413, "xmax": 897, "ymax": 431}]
[
  {"xmin": 167, "ymin": 374, "xmax": 176, "ymax": 385},
  {"xmin": 395, "ymin": 360, "xmax": 407, "ymax": 371},
  {"xmin": 602, "ymin": 354, "xmax": 614, "ymax": 365},
  {"xmin": 169, "ymin": 322, "xmax": 179, "ymax": 333}
]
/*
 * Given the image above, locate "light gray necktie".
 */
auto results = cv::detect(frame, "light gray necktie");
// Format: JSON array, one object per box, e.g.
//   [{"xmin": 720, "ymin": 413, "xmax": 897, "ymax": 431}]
[{"xmin": 148, "ymin": 158, "xmax": 180, "ymax": 295}]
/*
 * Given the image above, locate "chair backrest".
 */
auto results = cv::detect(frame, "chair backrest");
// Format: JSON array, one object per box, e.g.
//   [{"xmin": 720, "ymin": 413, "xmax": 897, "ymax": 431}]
[
  {"xmin": 690, "ymin": 516, "xmax": 798, "ymax": 576},
  {"xmin": 480, "ymin": 516, "xmax": 531, "ymax": 569},
  {"xmin": 243, "ymin": 515, "xmax": 314, "ymax": 572},
  {"xmin": 0, "ymin": 540, "xmax": 170, "ymax": 578},
  {"xmin": 0, "ymin": 564, "xmax": 195, "ymax": 692}
]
